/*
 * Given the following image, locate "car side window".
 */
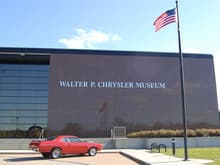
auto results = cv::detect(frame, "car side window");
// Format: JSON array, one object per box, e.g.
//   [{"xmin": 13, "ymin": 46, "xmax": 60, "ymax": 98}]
[
  {"xmin": 70, "ymin": 137, "xmax": 81, "ymax": 143},
  {"xmin": 63, "ymin": 137, "xmax": 71, "ymax": 142}
]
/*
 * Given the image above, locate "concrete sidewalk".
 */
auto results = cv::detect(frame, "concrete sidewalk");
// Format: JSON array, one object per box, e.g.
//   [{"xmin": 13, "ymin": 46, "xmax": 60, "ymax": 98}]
[
  {"xmin": 118, "ymin": 149, "xmax": 213, "ymax": 165},
  {"xmin": 0, "ymin": 149, "xmax": 213, "ymax": 165}
]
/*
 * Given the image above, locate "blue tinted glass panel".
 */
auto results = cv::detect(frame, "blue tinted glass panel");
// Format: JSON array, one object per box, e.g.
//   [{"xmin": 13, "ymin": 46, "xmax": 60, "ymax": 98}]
[
  {"xmin": 0, "ymin": 103, "xmax": 48, "ymax": 110},
  {"xmin": 1, "ymin": 70, "xmax": 49, "ymax": 77},
  {"xmin": 0, "ymin": 77, "xmax": 48, "ymax": 83},
  {"xmin": 0, "ymin": 125, "xmax": 16, "ymax": 130},
  {"xmin": 0, "ymin": 90, "xmax": 48, "ymax": 97},
  {"xmin": 0, "ymin": 97, "xmax": 48, "ymax": 103},
  {"xmin": 0, "ymin": 84, "xmax": 48, "ymax": 90},
  {"xmin": 0, "ymin": 63, "xmax": 49, "ymax": 137},
  {"xmin": 0, "ymin": 110, "xmax": 48, "ymax": 117}
]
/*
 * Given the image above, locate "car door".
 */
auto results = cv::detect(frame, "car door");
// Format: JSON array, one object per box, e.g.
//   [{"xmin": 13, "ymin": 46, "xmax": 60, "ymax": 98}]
[
  {"xmin": 68, "ymin": 137, "xmax": 88, "ymax": 154},
  {"xmin": 61, "ymin": 137, "xmax": 71, "ymax": 154}
]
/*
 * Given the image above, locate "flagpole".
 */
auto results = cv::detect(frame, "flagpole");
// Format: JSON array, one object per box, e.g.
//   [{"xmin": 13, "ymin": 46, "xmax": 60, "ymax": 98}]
[{"xmin": 176, "ymin": 0, "xmax": 188, "ymax": 161}]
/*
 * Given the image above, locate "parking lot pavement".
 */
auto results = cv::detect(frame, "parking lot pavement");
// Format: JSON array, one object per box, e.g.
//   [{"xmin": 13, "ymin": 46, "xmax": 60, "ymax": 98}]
[
  {"xmin": 0, "ymin": 153, "xmax": 139, "ymax": 165},
  {"xmin": 0, "ymin": 150, "xmax": 214, "ymax": 165}
]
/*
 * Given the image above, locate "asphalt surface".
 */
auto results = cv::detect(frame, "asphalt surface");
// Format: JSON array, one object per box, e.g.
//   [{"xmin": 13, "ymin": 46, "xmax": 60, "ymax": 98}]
[
  {"xmin": 0, "ymin": 153, "xmax": 139, "ymax": 165},
  {"xmin": 0, "ymin": 149, "xmax": 214, "ymax": 165}
]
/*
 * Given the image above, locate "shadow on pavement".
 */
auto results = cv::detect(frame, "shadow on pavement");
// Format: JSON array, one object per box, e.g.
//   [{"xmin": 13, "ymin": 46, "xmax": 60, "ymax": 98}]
[
  {"xmin": 5, "ymin": 156, "xmax": 45, "ymax": 162},
  {"xmin": 4, "ymin": 155, "xmax": 90, "ymax": 165}
]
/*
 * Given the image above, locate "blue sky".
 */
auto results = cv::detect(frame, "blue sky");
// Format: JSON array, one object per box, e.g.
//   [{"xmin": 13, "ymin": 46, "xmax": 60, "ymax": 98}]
[{"xmin": 0, "ymin": 0, "xmax": 220, "ymax": 107}]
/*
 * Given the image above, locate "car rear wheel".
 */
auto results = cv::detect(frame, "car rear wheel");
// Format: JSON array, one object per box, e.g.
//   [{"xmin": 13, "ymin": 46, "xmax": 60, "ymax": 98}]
[
  {"xmin": 51, "ymin": 148, "xmax": 62, "ymax": 159},
  {"xmin": 88, "ymin": 147, "xmax": 97, "ymax": 156}
]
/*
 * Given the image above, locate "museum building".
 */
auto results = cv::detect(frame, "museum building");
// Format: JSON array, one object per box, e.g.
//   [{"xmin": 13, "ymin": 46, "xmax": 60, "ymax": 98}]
[{"xmin": 0, "ymin": 47, "xmax": 219, "ymax": 138}]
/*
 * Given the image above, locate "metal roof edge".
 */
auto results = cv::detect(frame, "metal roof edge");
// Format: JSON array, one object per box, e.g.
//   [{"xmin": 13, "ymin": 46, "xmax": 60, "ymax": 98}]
[{"xmin": 0, "ymin": 47, "xmax": 213, "ymax": 59}]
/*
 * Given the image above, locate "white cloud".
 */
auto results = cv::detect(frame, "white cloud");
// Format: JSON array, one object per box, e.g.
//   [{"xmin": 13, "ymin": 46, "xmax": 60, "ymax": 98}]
[
  {"xmin": 59, "ymin": 28, "xmax": 121, "ymax": 49},
  {"xmin": 112, "ymin": 34, "xmax": 122, "ymax": 41},
  {"xmin": 183, "ymin": 48, "xmax": 203, "ymax": 54}
]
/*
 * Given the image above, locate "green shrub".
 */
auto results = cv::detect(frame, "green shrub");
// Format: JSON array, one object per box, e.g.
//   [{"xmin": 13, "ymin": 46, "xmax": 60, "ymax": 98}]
[{"xmin": 127, "ymin": 128, "xmax": 220, "ymax": 138}]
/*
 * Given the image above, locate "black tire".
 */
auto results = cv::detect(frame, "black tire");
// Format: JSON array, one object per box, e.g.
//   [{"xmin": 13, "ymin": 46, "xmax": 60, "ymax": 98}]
[
  {"xmin": 51, "ymin": 148, "xmax": 62, "ymax": 159},
  {"xmin": 41, "ymin": 153, "xmax": 50, "ymax": 158},
  {"xmin": 88, "ymin": 147, "xmax": 97, "ymax": 156}
]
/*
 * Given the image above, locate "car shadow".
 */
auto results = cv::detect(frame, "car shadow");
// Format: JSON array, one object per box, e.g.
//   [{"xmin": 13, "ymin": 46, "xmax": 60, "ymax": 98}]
[
  {"xmin": 62, "ymin": 154, "xmax": 89, "ymax": 158},
  {"xmin": 4, "ymin": 154, "xmax": 90, "ymax": 163},
  {"xmin": 5, "ymin": 156, "xmax": 46, "ymax": 162}
]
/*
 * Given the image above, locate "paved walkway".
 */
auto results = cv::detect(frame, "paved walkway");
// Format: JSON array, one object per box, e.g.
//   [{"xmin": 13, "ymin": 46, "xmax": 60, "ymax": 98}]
[
  {"xmin": 0, "ymin": 149, "xmax": 213, "ymax": 165},
  {"xmin": 118, "ymin": 149, "xmax": 213, "ymax": 165}
]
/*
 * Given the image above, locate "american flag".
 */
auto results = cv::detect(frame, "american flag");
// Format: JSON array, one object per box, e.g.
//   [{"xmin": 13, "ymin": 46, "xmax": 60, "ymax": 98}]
[{"xmin": 153, "ymin": 8, "xmax": 176, "ymax": 32}]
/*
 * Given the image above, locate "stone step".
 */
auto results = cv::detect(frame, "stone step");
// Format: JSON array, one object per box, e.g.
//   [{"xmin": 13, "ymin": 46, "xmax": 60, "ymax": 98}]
[{"xmin": 0, "ymin": 139, "xmax": 32, "ymax": 150}]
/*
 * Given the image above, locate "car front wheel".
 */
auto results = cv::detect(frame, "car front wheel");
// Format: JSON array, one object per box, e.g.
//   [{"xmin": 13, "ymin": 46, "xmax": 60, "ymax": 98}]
[
  {"xmin": 88, "ymin": 147, "xmax": 97, "ymax": 156},
  {"xmin": 51, "ymin": 148, "xmax": 62, "ymax": 159}
]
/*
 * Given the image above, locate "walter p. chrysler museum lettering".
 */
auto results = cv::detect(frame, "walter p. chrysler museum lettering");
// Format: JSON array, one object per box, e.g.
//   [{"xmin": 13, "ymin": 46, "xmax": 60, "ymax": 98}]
[{"xmin": 59, "ymin": 80, "xmax": 166, "ymax": 89}]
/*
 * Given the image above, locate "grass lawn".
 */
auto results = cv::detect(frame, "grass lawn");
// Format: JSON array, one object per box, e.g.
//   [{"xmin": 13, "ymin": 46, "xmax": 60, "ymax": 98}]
[{"xmin": 160, "ymin": 147, "xmax": 220, "ymax": 165}]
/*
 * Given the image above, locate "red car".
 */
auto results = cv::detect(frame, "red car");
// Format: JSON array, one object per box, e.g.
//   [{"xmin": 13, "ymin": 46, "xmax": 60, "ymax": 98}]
[{"xmin": 29, "ymin": 135, "xmax": 103, "ymax": 158}]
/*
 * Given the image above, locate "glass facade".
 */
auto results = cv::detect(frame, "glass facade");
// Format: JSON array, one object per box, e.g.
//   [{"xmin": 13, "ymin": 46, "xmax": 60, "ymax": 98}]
[{"xmin": 0, "ymin": 64, "xmax": 49, "ymax": 137}]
